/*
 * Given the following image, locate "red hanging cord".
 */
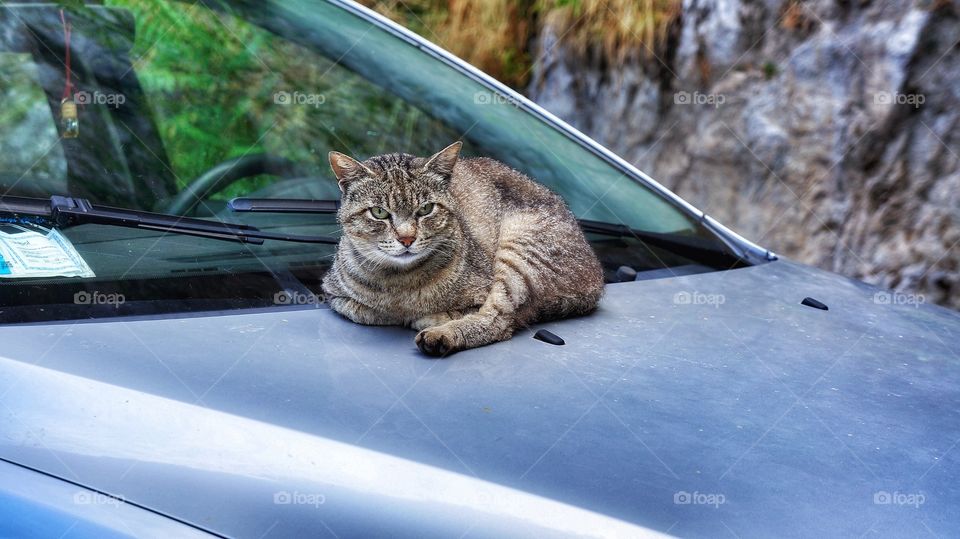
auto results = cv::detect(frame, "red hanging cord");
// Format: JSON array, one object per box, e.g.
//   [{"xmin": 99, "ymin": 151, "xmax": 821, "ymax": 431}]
[{"xmin": 60, "ymin": 9, "xmax": 73, "ymax": 100}]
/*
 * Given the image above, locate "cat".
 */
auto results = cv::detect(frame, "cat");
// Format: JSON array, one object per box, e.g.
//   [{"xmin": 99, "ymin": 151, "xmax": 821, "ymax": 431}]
[{"xmin": 321, "ymin": 141, "xmax": 604, "ymax": 356}]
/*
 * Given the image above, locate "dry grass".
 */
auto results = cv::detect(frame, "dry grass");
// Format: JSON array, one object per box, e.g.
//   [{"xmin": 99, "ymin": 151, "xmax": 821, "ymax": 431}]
[
  {"xmin": 538, "ymin": 0, "xmax": 682, "ymax": 64},
  {"xmin": 436, "ymin": 0, "xmax": 536, "ymax": 87},
  {"xmin": 781, "ymin": 0, "xmax": 816, "ymax": 33},
  {"xmin": 358, "ymin": 0, "xmax": 536, "ymax": 87},
  {"xmin": 360, "ymin": 0, "xmax": 681, "ymax": 88}
]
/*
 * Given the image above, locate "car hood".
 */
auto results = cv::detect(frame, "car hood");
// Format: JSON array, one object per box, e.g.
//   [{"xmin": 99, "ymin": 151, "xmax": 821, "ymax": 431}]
[{"xmin": 1, "ymin": 260, "xmax": 959, "ymax": 538}]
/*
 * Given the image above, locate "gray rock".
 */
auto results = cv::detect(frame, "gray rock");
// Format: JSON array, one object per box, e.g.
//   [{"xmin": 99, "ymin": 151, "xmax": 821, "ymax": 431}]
[{"xmin": 528, "ymin": 0, "xmax": 960, "ymax": 309}]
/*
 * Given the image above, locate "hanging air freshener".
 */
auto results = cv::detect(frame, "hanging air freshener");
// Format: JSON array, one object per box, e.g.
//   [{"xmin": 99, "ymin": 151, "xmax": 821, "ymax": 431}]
[
  {"xmin": 60, "ymin": 98, "xmax": 79, "ymax": 138},
  {"xmin": 59, "ymin": 9, "xmax": 78, "ymax": 138}
]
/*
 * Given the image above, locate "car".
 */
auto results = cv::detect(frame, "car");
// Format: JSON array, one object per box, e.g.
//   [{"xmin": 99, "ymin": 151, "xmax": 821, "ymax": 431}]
[{"xmin": 0, "ymin": 1, "xmax": 957, "ymax": 537}]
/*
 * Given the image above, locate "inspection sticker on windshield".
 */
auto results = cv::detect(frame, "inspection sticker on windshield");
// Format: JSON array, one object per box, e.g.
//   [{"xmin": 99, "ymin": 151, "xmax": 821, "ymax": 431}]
[{"xmin": 0, "ymin": 224, "xmax": 94, "ymax": 278}]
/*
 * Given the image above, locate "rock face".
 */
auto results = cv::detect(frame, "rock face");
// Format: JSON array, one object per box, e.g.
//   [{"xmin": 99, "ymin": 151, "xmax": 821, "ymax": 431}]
[{"xmin": 528, "ymin": 0, "xmax": 960, "ymax": 309}]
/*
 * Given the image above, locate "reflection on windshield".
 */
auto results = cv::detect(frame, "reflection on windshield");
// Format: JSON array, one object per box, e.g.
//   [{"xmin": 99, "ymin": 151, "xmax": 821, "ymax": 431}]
[
  {"xmin": 0, "ymin": 0, "xmax": 737, "ymax": 322},
  {"xmin": 0, "ymin": 54, "xmax": 68, "ymax": 197}
]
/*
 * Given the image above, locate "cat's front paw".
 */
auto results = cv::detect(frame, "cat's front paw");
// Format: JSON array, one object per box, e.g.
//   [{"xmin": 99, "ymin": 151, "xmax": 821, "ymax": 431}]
[{"xmin": 415, "ymin": 326, "xmax": 461, "ymax": 357}]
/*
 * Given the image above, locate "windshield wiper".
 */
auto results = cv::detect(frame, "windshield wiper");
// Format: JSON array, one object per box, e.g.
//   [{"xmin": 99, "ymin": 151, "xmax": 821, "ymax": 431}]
[
  {"xmin": 228, "ymin": 198, "xmax": 340, "ymax": 213},
  {"xmin": 0, "ymin": 195, "xmax": 338, "ymax": 245},
  {"xmin": 228, "ymin": 197, "xmax": 743, "ymax": 265},
  {"xmin": 576, "ymin": 219, "xmax": 738, "ymax": 263}
]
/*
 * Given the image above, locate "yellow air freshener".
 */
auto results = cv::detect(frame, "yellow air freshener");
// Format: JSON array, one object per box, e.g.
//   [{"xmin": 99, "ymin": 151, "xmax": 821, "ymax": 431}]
[{"xmin": 60, "ymin": 98, "xmax": 79, "ymax": 138}]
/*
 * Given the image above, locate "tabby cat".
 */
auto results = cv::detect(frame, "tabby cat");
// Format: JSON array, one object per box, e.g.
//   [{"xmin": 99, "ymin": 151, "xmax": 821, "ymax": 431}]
[{"xmin": 321, "ymin": 142, "xmax": 604, "ymax": 356}]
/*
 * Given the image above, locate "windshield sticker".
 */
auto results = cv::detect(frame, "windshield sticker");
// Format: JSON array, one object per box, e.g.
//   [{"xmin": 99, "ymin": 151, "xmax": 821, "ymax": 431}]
[{"xmin": 0, "ymin": 224, "xmax": 95, "ymax": 279}]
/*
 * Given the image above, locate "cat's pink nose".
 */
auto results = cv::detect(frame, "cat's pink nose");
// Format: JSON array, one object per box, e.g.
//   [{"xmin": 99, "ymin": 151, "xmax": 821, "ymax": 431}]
[{"xmin": 397, "ymin": 236, "xmax": 415, "ymax": 247}]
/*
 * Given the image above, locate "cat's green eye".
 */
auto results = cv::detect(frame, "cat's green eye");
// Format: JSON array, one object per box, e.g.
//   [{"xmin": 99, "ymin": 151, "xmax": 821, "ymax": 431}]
[
  {"xmin": 416, "ymin": 202, "xmax": 435, "ymax": 217},
  {"xmin": 370, "ymin": 206, "xmax": 390, "ymax": 219}
]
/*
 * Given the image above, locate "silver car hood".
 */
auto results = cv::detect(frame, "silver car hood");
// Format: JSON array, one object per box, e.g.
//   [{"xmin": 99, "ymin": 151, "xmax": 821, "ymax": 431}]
[{"xmin": 1, "ymin": 260, "xmax": 958, "ymax": 538}]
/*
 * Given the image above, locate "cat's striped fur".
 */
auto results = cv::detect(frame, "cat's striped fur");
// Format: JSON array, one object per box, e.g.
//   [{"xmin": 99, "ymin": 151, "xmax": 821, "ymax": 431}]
[{"xmin": 322, "ymin": 142, "xmax": 604, "ymax": 356}]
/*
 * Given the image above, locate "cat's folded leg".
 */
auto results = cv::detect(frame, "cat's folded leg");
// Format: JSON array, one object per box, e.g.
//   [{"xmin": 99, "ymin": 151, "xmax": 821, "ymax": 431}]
[
  {"xmin": 410, "ymin": 309, "xmax": 477, "ymax": 331},
  {"xmin": 327, "ymin": 296, "xmax": 399, "ymax": 326},
  {"xmin": 415, "ymin": 276, "xmax": 525, "ymax": 356},
  {"xmin": 415, "ymin": 311, "xmax": 517, "ymax": 356}
]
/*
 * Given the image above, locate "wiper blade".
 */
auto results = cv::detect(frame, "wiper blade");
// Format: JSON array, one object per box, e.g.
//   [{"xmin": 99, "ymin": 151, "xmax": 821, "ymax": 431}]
[
  {"xmin": 228, "ymin": 197, "xmax": 739, "ymax": 264},
  {"xmin": 577, "ymin": 219, "xmax": 736, "ymax": 262},
  {"xmin": 0, "ymin": 196, "xmax": 338, "ymax": 245}
]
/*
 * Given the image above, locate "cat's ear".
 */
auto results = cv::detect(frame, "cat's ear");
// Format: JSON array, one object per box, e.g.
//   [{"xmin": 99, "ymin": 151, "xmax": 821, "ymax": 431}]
[
  {"xmin": 422, "ymin": 141, "xmax": 462, "ymax": 178},
  {"xmin": 329, "ymin": 151, "xmax": 373, "ymax": 192}
]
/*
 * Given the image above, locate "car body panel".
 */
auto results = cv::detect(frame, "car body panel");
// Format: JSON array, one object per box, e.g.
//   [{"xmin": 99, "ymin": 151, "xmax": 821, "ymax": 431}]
[
  {"xmin": 2, "ymin": 260, "xmax": 958, "ymax": 537},
  {"xmin": 0, "ymin": 458, "xmax": 215, "ymax": 538}
]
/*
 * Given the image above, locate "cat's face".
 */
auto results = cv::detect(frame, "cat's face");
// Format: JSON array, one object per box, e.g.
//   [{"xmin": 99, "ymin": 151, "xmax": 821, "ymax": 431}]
[{"xmin": 329, "ymin": 142, "xmax": 462, "ymax": 270}]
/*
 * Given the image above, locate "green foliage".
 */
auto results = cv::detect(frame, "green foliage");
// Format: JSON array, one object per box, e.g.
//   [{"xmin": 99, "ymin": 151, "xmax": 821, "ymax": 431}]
[
  {"xmin": 763, "ymin": 61, "xmax": 779, "ymax": 80},
  {"xmin": 52, "ymin": 0, "xmax": 87, "ymax": 9},
  {"xmin": 549, "ymin": 0, "xmax": 583, "ymax": 13},
  {"xmin": 105, "ymin": 0, "xmax": 269, "ymax": 191},
  {"xmin": 0, "ymin": 54, "xmax": 66, "ymax": 190},
  {"xmin": 102, "ymin": 1, "xmax": 456, "ymax": 200}
]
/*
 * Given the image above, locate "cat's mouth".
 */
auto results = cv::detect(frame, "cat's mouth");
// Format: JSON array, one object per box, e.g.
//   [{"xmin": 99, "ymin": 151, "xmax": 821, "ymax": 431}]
[{"xmin": 380, "ymin": 248, "xmax": 428, "ymax": 266}]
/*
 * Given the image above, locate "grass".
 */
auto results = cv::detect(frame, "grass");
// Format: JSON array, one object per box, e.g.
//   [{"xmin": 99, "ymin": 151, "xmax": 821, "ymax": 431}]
[
  {"xmin": 781, "ymin": 0, "xmax": 816, "ymax": 33},
  {"xmin": 359, "ymin": 0, "xmax": 682, "ymax": 88},
  {"xmin": 538, "ymin": 0, "xmax": 682, "ymax": 63}
]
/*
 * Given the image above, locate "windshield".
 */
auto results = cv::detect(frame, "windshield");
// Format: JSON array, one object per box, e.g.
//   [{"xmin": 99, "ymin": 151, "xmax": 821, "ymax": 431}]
[{"xmin": 0, "ymin": 0, "xmax": 741, "ymax": 323}]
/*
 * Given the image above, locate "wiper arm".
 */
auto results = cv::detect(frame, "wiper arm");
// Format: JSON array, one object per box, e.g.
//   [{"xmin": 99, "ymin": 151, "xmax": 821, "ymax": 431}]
[
  {"xmin": 228, "ymin": 197, "xmax": 740, "ymax": 264},
  {"xmin": 0, "ymin": 196, "xmax": 338, "ymax": 245},
  {"xmin": 229, "ymin": 198, "xmax": 340, "ymax": 213},
  {"xmin": 227, "ymin": 198, "xmax": 340, "ymax": 213}
]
